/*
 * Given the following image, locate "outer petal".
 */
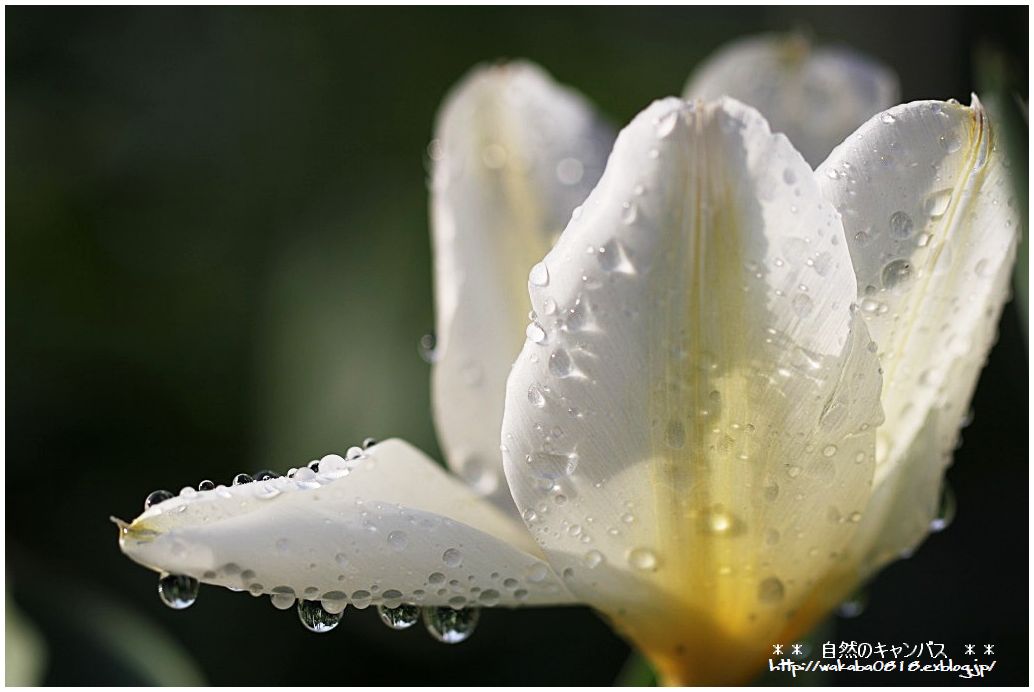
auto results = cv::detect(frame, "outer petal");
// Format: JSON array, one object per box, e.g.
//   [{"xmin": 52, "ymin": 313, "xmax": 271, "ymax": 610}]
[
  {"xmin": 684, "ymin": 33, "xmax": 899, "ymax": 166},
  {"xmin": 816, "ymin": 98, "xmax": 1020, "ymax": 575},
  {"xmin": 430, "ymin": 62, "xmax": 614, "ymax": 511},
  {"xmin": 501, "ymin": 97, "xmax": 883, "ymax": 684},
  {"xmin": 118, "ymin": 439, "xmax": 574, "ymax": 609}
]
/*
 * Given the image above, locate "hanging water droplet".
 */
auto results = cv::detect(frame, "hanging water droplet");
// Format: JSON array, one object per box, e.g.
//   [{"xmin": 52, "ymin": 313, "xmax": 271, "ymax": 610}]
[
  {"xmin": 529, "ymin": 262, "xmax": 550, "ymax": 287},
  {"xmin": 378, "ymin": 603, "xmax": 420, "ymax": 630},
  {"xmin": 158, "ymin": 574, "xmax": 199, "ymax": 610},
  {"xmin": 233, "ymin": 473, "xmax": 254, "ymax": 486},
  {"xmin": 423, "ymin": 606, "xmax": 480, "ymax": 644},
  {"xmin": 418, "ymin": 333, "xmax": 438, "ymax": 363},
  {"xmin": 758, "ymin": 577, "xmax": 785, "ymax": 604},
  {"xmin": 930, "ymin": 484, "xmax": 956, "ymax": 532},
  {"xmin": 881, "ymin": 259, "xmax": 913, "ymax": 289},
  {"xmin": 144, "ymin": 490, "xmax": 174, "ymax": 510},
  {"xmin": 888, "ymin": 211, "xmax": 914, "ymax": 240},
  {"xmin": 627, "ymin": 547, "xmax": 658, "ymax": 572},
  {"xmin": 837, "ymin": 589, "xmax": 868, "ymax": 618},
  {"xmin": 270, "ymin": 592, "xmax": 296, "ymax": 610},
  {"xmin": 297, "ymin": 600, "xmax": 343, "ymax": 633}
]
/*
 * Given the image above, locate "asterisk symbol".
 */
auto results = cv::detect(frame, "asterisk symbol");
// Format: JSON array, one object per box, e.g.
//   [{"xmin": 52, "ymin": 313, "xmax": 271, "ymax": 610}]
[
  {"xmin": 984, "ymin": 644, "xmax": 995, "ymax": 655},
  {"xmin": 772, "ymin": 644, "xmax": 783, "ymax": 655},
  {"xmin": 964, "ymin": 644, "xmax": 975, "ymax": 655},
  {"xmin": 792, "ymin": 643, "xmax": 804, "ymax": 656}
]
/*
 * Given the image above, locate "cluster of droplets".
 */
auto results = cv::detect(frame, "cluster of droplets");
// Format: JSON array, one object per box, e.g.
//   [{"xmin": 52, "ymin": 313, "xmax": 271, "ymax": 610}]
[{"xmin": 291, "ymin": 599, "xmax": 480, "ymax": 643}]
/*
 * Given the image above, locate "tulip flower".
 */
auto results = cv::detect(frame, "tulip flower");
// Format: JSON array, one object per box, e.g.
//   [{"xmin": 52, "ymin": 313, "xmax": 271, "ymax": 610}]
[
  {"xmin": 117, "ymin": 58, "xmax": 1019, "ymax": 686},
  {"xmin": 684, "ymin": 33, "xmax": 899, "ymax": 166}
]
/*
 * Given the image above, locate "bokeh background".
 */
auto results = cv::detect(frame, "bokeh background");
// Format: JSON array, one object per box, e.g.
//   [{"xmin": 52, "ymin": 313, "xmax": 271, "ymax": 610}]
[{"xmin": 6, "ymin": 6, "xmax": 1028, "ymax": 686}]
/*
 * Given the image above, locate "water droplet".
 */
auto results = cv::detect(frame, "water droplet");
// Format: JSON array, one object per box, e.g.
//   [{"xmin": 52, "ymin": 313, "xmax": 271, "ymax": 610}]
[
  {"xmin": 233, "ymin": 473, "xmax": 254, "ymax": 486},
  {"xmin": 158, "ymin": 574, "xmax": 199, "ymax": 609},
  {"xmin": 442, "ymin": 548, "xmax": 463, "ymax": 568},
  {"xmin": 791, "ymin": 293, "xmax": 813, "ymax": 317},
  {"xmin": 621, "ymin": 202, "xmax": 638, "ymax": 225},
  {"xmin": 880, "ymin": 112, "xmax": 896, "ymax": 124},
  {"xmin": 655, "ymin": 110, "xmax": 679, "ymax": 138},
  {"xmin": 297, "ymin": 600, "xmax": 342, "ymax": 633},
  {"xmin": 881, "ymin": 259, "xmax": 913, "ymax": 289},
  {"xmin": 197, "ymin": 480, "xmax": 215, "ymax": 491},
  {"xmin": 786, "ymin": 465, "xmax": 802, "ymax": 478},
  {"xmin": 542, "ymin": 297, "xmax": 557, "ymax": 315},
  {"xmin": 627, "ymin": 547, "xmax": 658, "ymax": 572},
  {"xmin": 529, "ymin": 262, "xmax": 550, "ymax": 287},
  {"xmin": 930, "ymin": 484, "xmax": 955, "ymax": 532},
  {"xmin": 782, "ymin": 168, "xmax": 797, "ymax": 185},
  {"xmin": 478, "ymin": 589, "xmax": 501, "ymax": 607},
  {"xmin": 974, "ymin": 258, "xmax": 992, "ymax": 278},
  {"xmin": 418, "ymin": 333, "xmax": 438, "ymax": 363},
  {"xmin": 351, "ymin": 590, "xmax": 373, "ymax": 609},
  {"xmin": 583, "ymin": 550, "xmax": 604, "ymax": 568},
  {"xmin": 388, "ymin": 531, "xmax": 408, "ymax": 551},
  {"xmin": 526, "ymin": 563, "xmax": 549, "ymax": 582},
  {"xmin": 548, "ymin": 349, "xmax": 573, "ymax": 378},
  {"xmin": 270, "ymin": 593, "xmax": 296, "ymax": 610},
  {"xmin": 939, "ymin": 131, "xmax": 962, "ymax": 153},
  {"xmin": 837, "ymin": 589, "xmax": 868, "ymax": 618},
  {"xmin": 423, "ymin": 606, "xmax": 480, "ymax": 643},
  {"xmin": 378, "ymin": 603, "xmax": 420, "ymax": 629},
  {"xmin": 924, "ymin": 189, "xmax": 953, "ymax": 217},
  {"xmin": 758, "ymin": 577, "xmax": 785, "ymax": 604},
  {"xmin": 144, "ymin": 490, "xmax": 174, "ymax": 510},
  {"xmin": 555, "ymin": 157, "xmax": 584, "ymax": 185},
  {"xmin": 888, "ymin": 211, "xmax": 914, "ymax": 240},
  {"xmin": 822, "ymin": 444, "xmax": 838, "ymax": 458},
  {"xmin": 527, "ymin": 384, "xmax": 546, "ymax": 409},
  {"xmin": 253, "ymin": 470, "xmax": 281, "ymax": 481},
  {"xmin": 825, "ymin": 168, "xmax": 840, "ymax": 180},
  {"xmin": 526, "ymin": 322, "xmax": 546, "ymax": 344},
  {"xmin": 526, "ymin": 451, "xmax": 578, "ymax": 480},
  {"xmin": 917, "ymin": 232, "xmax": 932, "ymax": 248}
]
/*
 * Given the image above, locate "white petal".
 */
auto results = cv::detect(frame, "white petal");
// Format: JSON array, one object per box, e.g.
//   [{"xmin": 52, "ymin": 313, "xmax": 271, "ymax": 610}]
[
  {"xmin": 501, "ymin": 97, "xmax": 882, "ymax": 680},
  {"xmin": 430, "ymin": 61, "xmax": 614, "ymax": 512},
  {"xmin": 817, "ymin": 97, "xmax": 1020, "ymax": 574},
  {"xmin": 119, "ymin": 439, "xmax": 574, "ymax": 608},
  {"xmin": 684, "ymin": 33, "xmax": 899, "ymax": 166}
]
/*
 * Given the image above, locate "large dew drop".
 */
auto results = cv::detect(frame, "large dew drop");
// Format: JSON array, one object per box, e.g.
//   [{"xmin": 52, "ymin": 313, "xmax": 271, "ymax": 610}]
[
  {"xmin": 423, "ymin": 606, "xmax": 480, "ymax": 644},
  {"xmin": 158, "ymin": 574, "xmax": 199, "ymax": 610},
  {"xmin": 297, "ymin": 600, "xmax": 343, "ymax": 633},
  {"xmin": 378, "ymin": 603, "xmax": 420, "ymax": 630},
  {"xmin": 144, "ymin": 489, "xmax": 174, "ymax": 510}
]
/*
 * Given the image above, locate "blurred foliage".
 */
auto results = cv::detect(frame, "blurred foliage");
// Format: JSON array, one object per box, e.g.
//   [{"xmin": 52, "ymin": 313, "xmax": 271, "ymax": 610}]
[{"xmin": 6, "ymin": 6, "xmax": 1028, "ymax": 685}]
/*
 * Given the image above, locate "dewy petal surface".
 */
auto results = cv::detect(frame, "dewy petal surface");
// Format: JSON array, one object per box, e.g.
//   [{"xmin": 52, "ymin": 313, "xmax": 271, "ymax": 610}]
[
  {"xmin": 684, "ymin": 33, "xmax": 899, "ymax": 166},
  {"xmin": 816, "ymin": 98, "xmax": 1020, "ymax": 575},
  {"xmin": 502, "ymin": 97, "xmax": 883, "ymax": 684},
  {"xmin": 118, "ymin": 439, "xmax": 574, "ymax": 608},
  {"xmin": 430, "ymin": 62, "xmax": 614, "ymax": 512}
]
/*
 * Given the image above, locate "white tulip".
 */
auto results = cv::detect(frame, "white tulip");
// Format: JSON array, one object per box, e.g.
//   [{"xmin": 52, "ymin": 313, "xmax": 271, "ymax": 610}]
[{"xmin": 117, "ymin": 60, "xmax": 1019, "ymax": 685}]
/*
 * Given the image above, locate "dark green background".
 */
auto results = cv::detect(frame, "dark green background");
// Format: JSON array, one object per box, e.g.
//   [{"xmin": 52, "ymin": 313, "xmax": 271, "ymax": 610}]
[{"xmin": 7, "ymin": 6, "xmax": 1028, "ymax": 685}]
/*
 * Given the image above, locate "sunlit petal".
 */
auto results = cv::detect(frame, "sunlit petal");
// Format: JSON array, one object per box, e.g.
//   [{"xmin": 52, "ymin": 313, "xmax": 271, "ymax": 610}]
[
  {"xmin": 119, "ymin": 439, "xmax": 574, "ymax": 609},
  {"xmin": 684, "ymin": 33, "xmax": 899, "ymax": 166},
  {"xmin": 502, "ymin": 97, "xmax": 883, "ymax": 683},
  {"xmin": 431, "ymin": 61, "xmax": 614, "ymax": 511},
  {"xmin": 817, "ymin": 97, "xmax": 1020, "ymax": 575}
]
